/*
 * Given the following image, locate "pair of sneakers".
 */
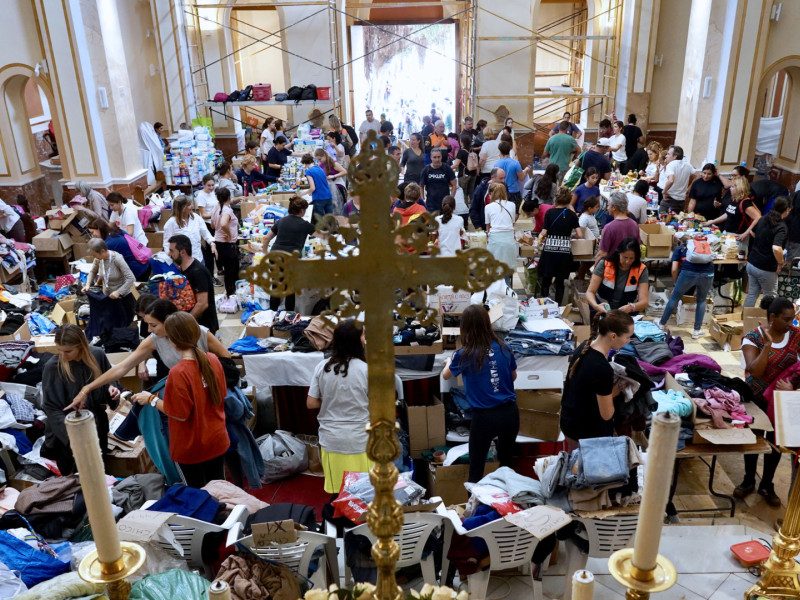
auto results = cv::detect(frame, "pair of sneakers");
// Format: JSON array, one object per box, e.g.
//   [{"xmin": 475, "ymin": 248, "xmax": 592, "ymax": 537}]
[{"xmin": 654, "ymin": 320, "xmax": 704, "ymax": 339}]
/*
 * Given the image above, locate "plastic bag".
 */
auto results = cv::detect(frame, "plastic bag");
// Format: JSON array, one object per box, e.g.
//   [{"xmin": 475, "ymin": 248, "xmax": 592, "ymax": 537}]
[
  {"xmin": 647, "ymin": 285, "xmax": 669, "ymax": 318},
  {"xmin": 130, "ymin": 569, "xmax": 209, "ymax": 600},
  {"xmin": 256, "ymin": 430, "xmax": 308, "ymax": 484},
  {"xmin": 332, "ymin": 471, "xmax": 426, "ymax": 524},
  {"xmin": 26, "ymin": 312, "xmax": 57, "ymax": 336},
  {"xmin": 471, "ymin": 279, "xmax": 519, "ymax": 331}
]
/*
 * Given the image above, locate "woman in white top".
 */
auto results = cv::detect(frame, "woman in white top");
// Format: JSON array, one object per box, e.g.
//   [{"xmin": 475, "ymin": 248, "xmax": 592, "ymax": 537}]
[
  {"xmin": 0, "ymin": 197, "xmax": 23, "ymax": 242},
  {"xmin": 306, "ymin": 319, "xmax": 371, "ymax": 493},
  {"xmin": 435, "ymin": 196, "xmax": 465, "ymax": 257},
  {"xmin": 194, "ymin": 174, "xmax": 219, "ymax": 224},
  {"xmin": 608, "ymin": 120, "xmax": 628, "ymax": 165},
  {"xmin": 259, "ymin": 117, "xmax": 276, "ymax": 164},
  {"xmin": 484, "ymin": 183, "xmax": 517, "ymax": 281},
  {"xmin": 107, "ymin": 192, "xmax": 148, "ymax": 245},
  {"xmin": 162, "ymin": 194, "xmax": 217, "ymax": 265},
  {"xmin": 640, "ymin": 145, "xmax": 662, "ymax": 183}
]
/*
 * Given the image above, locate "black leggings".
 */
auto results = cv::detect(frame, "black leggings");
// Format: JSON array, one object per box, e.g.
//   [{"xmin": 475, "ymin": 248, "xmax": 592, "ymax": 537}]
[
  {"xmin": 216, "ymin": 241, "xmax": 239, "ymax": 297},
  {"xmin": 468, "ymin": 402, "xmax": 519, "ymax": 483},
  {"xmin": 270, "ymin": 294, "xmax": 296, "ymax": 312},
  {"xmin": 743, "ymin": 395, "xmax": 782, "ymax": 489},
  {"xmin": 540, "ymin": 275, "xmax": 565, "ymax": 305},
  {"xmin": 178, "ymin": 454, "xmax": 225, "ymax": 489}
]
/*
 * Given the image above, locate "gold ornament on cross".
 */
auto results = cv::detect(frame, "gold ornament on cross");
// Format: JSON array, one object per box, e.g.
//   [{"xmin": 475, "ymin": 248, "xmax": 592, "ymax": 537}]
[{"xmin": 250, "ymin": 130, "xmax": 511, "ymax": 600}]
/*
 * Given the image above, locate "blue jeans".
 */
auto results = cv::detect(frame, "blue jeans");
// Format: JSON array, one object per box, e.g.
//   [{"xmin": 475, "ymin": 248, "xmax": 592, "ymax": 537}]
[
  {"xmin": 660, "ymin": 270, "xmax": 714, "ymax": 330},
  {"xmin": 313, "ymin": 198, "xmax": 334, "ymax": 216},
  {"xmin": 745, "ymin": 262, "xmax": 778, "ymax": 308}
]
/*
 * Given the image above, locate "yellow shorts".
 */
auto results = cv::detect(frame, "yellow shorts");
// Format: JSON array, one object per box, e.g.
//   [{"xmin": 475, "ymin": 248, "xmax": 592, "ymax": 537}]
[{"xmin": 320, "ymin": 448, "xmax": 373, "ymax": 493}]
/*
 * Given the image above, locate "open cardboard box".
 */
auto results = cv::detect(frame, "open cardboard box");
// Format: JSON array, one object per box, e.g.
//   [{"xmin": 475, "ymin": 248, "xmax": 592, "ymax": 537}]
[
  {"xmin": 425, "ymin": 461, "xmax": 498, "ymax": 506},
  {"xmin": 51, "ymin": 298, "xmax": 77, "ymax": 326},
  {"xmin": 571, "ymin": 227, "xmax": 596, "ymax": 259},
  {"xmin": 33, "ymin": 230, "xmax": 74, "ymax": 256},
  {"xmin": 406, "ymin": 397, "xmax": 446, "ymax": 458},
  {"xmin": 710, "ymin": 313, "xmax": 744, "ymax": 351},
  {"xmin": 663, "ymin": 374, "xmax": 769, "ymax": 445},
  {"xmin": 0, "ymin": 321, "xmax": 30, "ymax": 343},
  {"xmin": 514, "ymin": 370, "xmax": 563, "ymax": 441},
  {"xmin": 106, "ymin": 352, "xmax": 143, "ymax": 393},
  {"xmin": 639, "ymin": 223, "xmax": 673, "ymax": 258},
  {"xmin": 45, "ymin": 207, "xmax": 78, "ymax": 231}
]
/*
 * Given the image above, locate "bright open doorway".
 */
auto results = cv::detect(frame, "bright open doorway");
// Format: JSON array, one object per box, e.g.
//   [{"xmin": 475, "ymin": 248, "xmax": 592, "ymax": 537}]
[{"xmin": 349, "ymin": 23, "xmax": 456, "ymax": 140}]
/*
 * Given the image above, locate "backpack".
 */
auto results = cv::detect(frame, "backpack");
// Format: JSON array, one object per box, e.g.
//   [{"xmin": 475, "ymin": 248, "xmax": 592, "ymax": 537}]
[
  {"xmin": 226, "ymin": 90, "xmax": 241, "ymax": 102},
  {"xmin": 300, "ymin": 84, "xmax": 317, "ymax": 101},
  {"xmin": 466, "ymin": 150, "xmax": 479, "ymax": 172},
  {"xmin": 686, "ymin": 238, "xmax": 713, "ymax": 264},
  {"xmin": 274, "ymin": 93, "xmax": 289, "ymax": 102},
  {"xmin": 240, "ymin": 85, "xmax": 253, "ymax": 101},
  {"xmin": 287, "ymin": 86, "xmax": 304, "ymax": 101},
  {"xmin": 157, "ymin": 274, "xmax": 197, "ymax": 311},
  {"xmin": 122, "ymin": 232, "xmax": 152, "ymax": 264}
]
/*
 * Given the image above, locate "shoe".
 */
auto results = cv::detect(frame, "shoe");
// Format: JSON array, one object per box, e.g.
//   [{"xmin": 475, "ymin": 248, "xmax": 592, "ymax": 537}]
[
  {"xmin": 775, "ymin": 518, "xmax": 784, "ymax": 531},
  {"xmin": 733, "ymin": 481, "xmax": 756, "ymax": 499},
  {"xmin": 758, "ymin": 485, "xmax": 782, "ymax": 508},
  {"xmin": 655, "ymin": 320, "xmax": 666, "ymax": 331},
  {"xmin": 213, "ymin": 277, "xmax": 223, "ymax": 287},
  {"xmin": 692, "ymin": 329, "xmax": 705, "ymax": 339}
]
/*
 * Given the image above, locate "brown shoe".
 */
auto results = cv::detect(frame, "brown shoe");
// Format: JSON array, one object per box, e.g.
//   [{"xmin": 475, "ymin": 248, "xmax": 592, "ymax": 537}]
[
  {"xmin": 759, "ymin": 485, "xmax": 782, "ymax": 508},
  {"xmin": 733, "ymin": 482, "xmax": 755, "ymax": 499}
]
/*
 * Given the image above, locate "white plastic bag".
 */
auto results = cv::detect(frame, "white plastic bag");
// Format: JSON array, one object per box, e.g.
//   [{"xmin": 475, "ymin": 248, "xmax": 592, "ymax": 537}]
[
  {"xmin": 471, "ymin": 279, "xmax": 519, "ymax": 331},
  {"xmin": 257, "ymin": 430, "xmax": 309, "ymax": 484}
]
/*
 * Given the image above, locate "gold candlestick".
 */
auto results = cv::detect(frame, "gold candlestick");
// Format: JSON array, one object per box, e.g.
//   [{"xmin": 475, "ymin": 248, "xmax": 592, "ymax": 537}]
[
  {"xmin": 609, "ymin": 412, "xmax": 680, "ymax": 600},
  {"xmin": 746, "ymin": 470, "xmax": 800, "ymax": 599},
  {"xmin": 66, "ymin": 411, "xmax": 145, "ymax": 600}
]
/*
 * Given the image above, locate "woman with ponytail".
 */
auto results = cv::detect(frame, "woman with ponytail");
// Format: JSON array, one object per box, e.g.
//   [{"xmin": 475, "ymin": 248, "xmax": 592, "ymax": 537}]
[
  {"xmin": 560, "ymin": 310, "xmax": 634, "ymax": 451},
  {"xmin": 435, "ymin": 195, "xmax": 465, "ymax": 257},
  {"xmin": 443, "ymin": 304, "xmax": 519, "ymax": 482},
  {"xmin": 42, "ymin": 325, "xmax": 119, "ymax": 475},
  {"xmin": 133, "ymin": 311, "xmax": 229, "ymax": 488}
]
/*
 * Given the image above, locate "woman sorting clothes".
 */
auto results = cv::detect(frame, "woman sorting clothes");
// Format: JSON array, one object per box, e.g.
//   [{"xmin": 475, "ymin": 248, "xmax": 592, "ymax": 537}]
[
  {"xmin": 132, "ymin": 312, "xmax": 229, "ymax": 488},
  {"xmin": 484, "ymin": 183, "xmax": 518, "ymax": 284},
  {"xmin": 306, "ymin": 320, "xmax": 371, "ymax": 493},
  {"xmin": 443, "ymin": 304, "xmax": 519, "ymax": 483},
  {"xmin": 560, "ymin": 310, "xmax": 634, "ymax": 451},
  {"xmin": 68, "ymin": 300, "xmax": 230, "ymax": 409},
  {"xmin": 538, "ymin": 187, "xmax": 583, "ymax": 304},
  {"xmin": 735, "ymin": 296, "xmax": 800, "ymax": 507},
  {"xmin": 42, "ymin": 325, "xmax": 120, "ymax": 475},
  {"xmin": 88, "ymin": 219, "xmax": 150, "ymax": 281},
  {"xmin": 585, "ymin": 237, "xmax": 650, "ymax": 315},
  {"xmin": 82, "ymin": 238, "xmax": 136, "ymax": 337}
]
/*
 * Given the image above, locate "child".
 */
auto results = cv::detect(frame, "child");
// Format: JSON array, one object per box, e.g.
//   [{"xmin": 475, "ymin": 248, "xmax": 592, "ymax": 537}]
[
  {"xmin": 435, "ymin": 195, "xmax": 465, "ymax": 257},
  {"xmin": 392, "ymin": 182, "xmax": 426, "ymax": 226},
  {"xmin": 578, "ymin": 195, "xmax": 601, "ymax": 238}
]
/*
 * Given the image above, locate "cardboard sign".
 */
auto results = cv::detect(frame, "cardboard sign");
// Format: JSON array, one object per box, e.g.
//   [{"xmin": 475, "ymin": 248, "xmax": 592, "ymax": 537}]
[
  {"xmin": 117, "ymin": 510, "xmax": 173, "ymax": 543},
  {"xmin": 504, "ymin": 505, "xmax": 572, "ymax": 539},
  {"xmin": 251, "ymin": 520, "xmax": 300, "ymax": 545}
]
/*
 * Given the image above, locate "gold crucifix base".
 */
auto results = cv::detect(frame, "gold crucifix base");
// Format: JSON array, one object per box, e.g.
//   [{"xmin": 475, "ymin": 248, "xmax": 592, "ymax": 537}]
[
  {"xmin": 77, "ymin": 541, "xmax": 146, "ymax": 600},
  {"xmin": 608, "ymin": 549, "xmax": 678, "ymax": 600}
]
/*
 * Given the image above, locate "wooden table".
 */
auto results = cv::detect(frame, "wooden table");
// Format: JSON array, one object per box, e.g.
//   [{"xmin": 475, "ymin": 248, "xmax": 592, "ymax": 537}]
[{"xmin": 669, "ymin": 437, "xmax": 771, "ymax": 517}]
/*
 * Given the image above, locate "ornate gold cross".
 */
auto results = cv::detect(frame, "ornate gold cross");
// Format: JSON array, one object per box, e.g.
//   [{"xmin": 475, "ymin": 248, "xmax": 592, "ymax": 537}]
[{"xmin": 250, "ymin": 130, "xmax": 511, "ymax": 600}]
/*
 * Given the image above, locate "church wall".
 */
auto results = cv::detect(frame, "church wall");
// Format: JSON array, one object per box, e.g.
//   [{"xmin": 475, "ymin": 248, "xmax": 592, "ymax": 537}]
[{"xmin": 648, "ymin": 0, "xmax": 691, "ymax": 129}]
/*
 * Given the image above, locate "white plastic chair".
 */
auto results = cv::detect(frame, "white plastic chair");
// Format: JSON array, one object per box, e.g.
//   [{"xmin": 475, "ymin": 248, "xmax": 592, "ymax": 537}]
[
  {"xmin": 560, "ymin": 514, "xmax": 639, "ymax": 600},
  {"xmin": 229, "ymin": 522, "xmax": 340, "ymax": 589},
  {"xmin": 344, "ymin": 512, "xmax": 444, "ymax": 586},
  {"xmin": 140, "ymin": 500, "xmax": 249, "ymax": 578}
]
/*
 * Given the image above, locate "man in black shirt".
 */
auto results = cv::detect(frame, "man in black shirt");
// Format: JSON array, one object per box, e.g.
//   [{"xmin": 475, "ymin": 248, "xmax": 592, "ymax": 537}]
[
  {"xmin": 168, "ymin": 234, "xmax": 219, "ymax": 333},
  {"xmin": 622, "ymin": 114, "xmax": 644, "ymax": 163},
  {"xmin": 750, "ymin": 179, "xmax": 788, "ymax": 212},
  {"xmin": 580, "ymin": 141, "xmax": 613, "ymax": 182},
  {"xmin": 419, "ymin": 148, "xmax": 457, "ymax": 214}
]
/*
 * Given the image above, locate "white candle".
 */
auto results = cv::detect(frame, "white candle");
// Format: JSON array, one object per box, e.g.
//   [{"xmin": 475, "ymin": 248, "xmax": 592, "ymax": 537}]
[
  {"xmin": 572, "ymin": 569, "xmax": 594, "ymax": 600},
  {"xmin": 208, "ymin": 580, "xmax": 231, "ymax": 600},
  {"xmin": 66, "ymin": 411, "xmax": 122, "ymax": 565},
  {"xmin": 632, "ymin": 411, "xmax": 680, "ymax": 573}
]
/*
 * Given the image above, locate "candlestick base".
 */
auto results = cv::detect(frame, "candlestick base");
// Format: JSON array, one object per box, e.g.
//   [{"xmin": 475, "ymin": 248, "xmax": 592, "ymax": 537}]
[
  {"xmin": 78, "ymin": 540, "xmax": 146, "ymax": 600},
  {"xmin": 608, "ymin": 548, "xmax": 678, "ymax": 599}
]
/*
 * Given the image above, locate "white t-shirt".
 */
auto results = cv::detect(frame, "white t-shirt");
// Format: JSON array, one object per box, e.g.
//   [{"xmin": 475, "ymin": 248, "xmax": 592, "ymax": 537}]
[
  {"xmin": 111, "ymin": 204, "xmax": 147, "ymax": 245},
  {"xmin": 358, "ymin": 119, "xmax": 381, "ymax": 139},
  {"xmin": 436, "ymin": 214, "xmax": 464, "ymax": 257},
  {"xmin": 0, "ymin": 199, "xmax": 20, "ymax": 232},
  {"xmin": 609, "ymin": 133, "xmax": 627, "ymax": 162},
  {"xmin": 260, "ymin": 129, "xmax": 274, "ymax": 157},
  {"xmin": 665, "ymin": 159, "xmax": 694, "ymax": 202},
  {"xmin": 162, "ymin": 213, "xmax": 214, "ymax": 260},
  {"xmin": 308, "ymin": 358, "xmax": 369, "ymax": 454},
  {"xmin": 479, "ymin": 139, "xmax": 502, "ymax": 174},
  {"xmin": 195, "ymin": 190, "xmax": 219, "ymax": 224},
  {"xmin": 485, "ymin": 200, "xmax": 516, "ymax": 232},
  {"xmin": 626, "ymin": 193, "xmax": 648, "ymax": 224},
  {"xmin": 578, "ymin": 212, "xmax": 600, "ymax": 239}
]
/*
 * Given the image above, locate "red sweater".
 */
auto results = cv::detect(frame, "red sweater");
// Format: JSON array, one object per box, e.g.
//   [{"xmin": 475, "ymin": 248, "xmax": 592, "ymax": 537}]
[{"xmin": 164, "ymin": 353, "xmax": 229, "ymax": 464}]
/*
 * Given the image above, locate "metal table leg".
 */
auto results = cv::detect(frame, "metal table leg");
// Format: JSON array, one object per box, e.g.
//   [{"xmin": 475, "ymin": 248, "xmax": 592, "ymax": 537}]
[{"xmin": 673, "ymin": 455, "xmax": 736, "ymax": 517}]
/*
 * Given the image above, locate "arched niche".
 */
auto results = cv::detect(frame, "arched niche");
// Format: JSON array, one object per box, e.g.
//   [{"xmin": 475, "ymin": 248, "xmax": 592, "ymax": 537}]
[{"xmin": 750, "ymin": 56, "xmax": 800, "ymax": 172}]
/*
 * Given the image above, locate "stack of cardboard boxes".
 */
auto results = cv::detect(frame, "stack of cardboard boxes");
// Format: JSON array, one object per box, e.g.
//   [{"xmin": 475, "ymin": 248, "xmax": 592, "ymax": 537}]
[{"xmin": 33, "ymin": 207, "xmax": 90, "ymax": 261}]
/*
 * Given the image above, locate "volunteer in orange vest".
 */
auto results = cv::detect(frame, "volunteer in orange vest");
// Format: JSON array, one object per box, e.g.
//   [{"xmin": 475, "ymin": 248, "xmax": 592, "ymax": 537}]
[
  {"xmin": 585, "ymin": 237, "xmax": 649, "ymax": 315},
  {"xmin": 654, "ymin": 237, "xmax": 715, "ymax": 339}
]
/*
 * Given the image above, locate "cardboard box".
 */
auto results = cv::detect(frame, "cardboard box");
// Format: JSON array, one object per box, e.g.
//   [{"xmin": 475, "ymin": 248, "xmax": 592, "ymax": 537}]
[
  {"xmin": 639, "ymin": 224, "xmax": 674, "ymax": 258},
  {"xmin": 106, "ymin": 352, "xmax": 143, "ymax": 393},
  {"xmin": 394, "ymin": 340, "xmax": 443, "ymax": 355},
  {"xmin": 676, "ymin": 295, "xmax": 714, "ymax": 327},
  {"xmin": 146, "ymin": 232, "xmax": 164, "ymax": 249},
  {"xmin": 51, "ymin": 298, "xmax": 77, "ymax": 325},
  {"xmin": 0, "ymin": 263, "xmax": 20, "ymax": 284},
  {"xmin": 710, "ymin": 313, "xmax": 744, "ymax": 351},
  {"xmin": 32, "ymin": 335, "xmax": 58, "ymax": 354},
  {"xmin": 516, "ymin": 388, "xmax": 563, "ymax": 441},
  {"xmin": 33, "ymin": 230, "xmax": 74, "ymax": 256},
  {"xmin": 406, "ymin": 398, "xmax": 446, "ymax": 458},
  {"xmin": 0, "ymin": 321, "xmax": 30, "ymax": 343},
  {"xmin": 571, "ymin": 227, "xmax": 597, "ymax": 259},
  {"xmin": 742, "ymin": 306, "xmax": 766, "ymax": 337},
  {"xmin": 519, "ymin": 244, "xmax": 539, "ymax": 258},
  {"xmin": 104, "ymin": 437, "xmax": 155, "ymax": 478},
  {"xmin": 295, "ymin": 433, "xmax": 323, "ymax": 476},
  {"xmin": 246, "ymin": 325, "xmax": 272, "ymax": 338},
  {"xmin": 426, "ymin": 461, "xmax": 498, "ymax": 505},
  {"xmin": 72, "ymin": 242, "xmax": 91, "ymax": 260},
  {"xmin": 45, "ymin": 207, "xmax": 78, "ymax": 231},
  {"xmin": 65, "ymin": 214, "xmax": 91, "ymax": 242}
]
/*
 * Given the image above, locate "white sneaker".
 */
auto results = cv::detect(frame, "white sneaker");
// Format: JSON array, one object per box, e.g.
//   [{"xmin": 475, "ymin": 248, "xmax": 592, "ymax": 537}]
[
  {"xmin": 654, "ymin": 320, "xmax": 665, "ymax": 331},
  {"xmin": 692, "ymin": 329, "xmax": 705, "ymax": 339}
]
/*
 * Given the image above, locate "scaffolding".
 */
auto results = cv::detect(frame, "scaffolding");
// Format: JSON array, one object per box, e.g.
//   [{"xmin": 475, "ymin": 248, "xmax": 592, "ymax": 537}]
[{"xmin": 180, "ymin": 0, "xmax": 622, "ymax": 137}]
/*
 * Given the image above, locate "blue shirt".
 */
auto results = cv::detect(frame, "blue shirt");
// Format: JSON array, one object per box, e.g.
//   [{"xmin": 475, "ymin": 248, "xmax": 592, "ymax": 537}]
[
  {"xmin": 495, "ymin": 158, "xmax": 523, "ymax": 194},
  {"xmin": 573, "ymin": 183, "xmax": 600, "ymax": 213},
  {"xmin": 671, "ymin": 245, "xmax": 714, "ymax": 274},
  {"xmin": 449, "ymin": 341, "xmax": 517, "ymax": 409},
  {"xmin": 306, "ymin": 165, "xmax": 332, "ymax": 201}
]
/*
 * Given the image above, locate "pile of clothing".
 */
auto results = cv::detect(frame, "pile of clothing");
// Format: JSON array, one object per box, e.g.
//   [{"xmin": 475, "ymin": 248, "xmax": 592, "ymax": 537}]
[
  {"xmin": 505, "ymin": 318, "xmax": 575, "ymax": 357},
  {"xmin": 676, "ymin": 367, "xmax": 755, "ymax": 428}
]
